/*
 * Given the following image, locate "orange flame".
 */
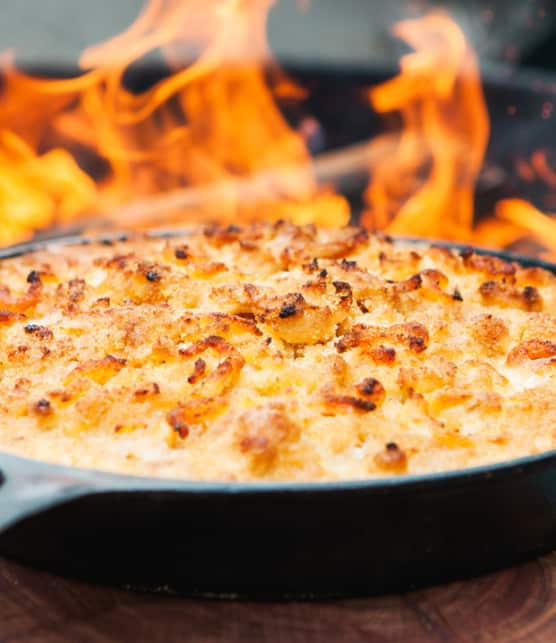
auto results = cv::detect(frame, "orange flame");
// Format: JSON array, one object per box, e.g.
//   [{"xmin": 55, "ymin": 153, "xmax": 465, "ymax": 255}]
[
  {"xmin": 0, "ymin": 0, "xmax": 348, "ymax": 242},
  {"xmin": 0, "ymin": 3, "xmax": 555, "ymax": 261},
  {"xmin": 361, "ymin": 13, "xmax": 489, "ymax": 242}
]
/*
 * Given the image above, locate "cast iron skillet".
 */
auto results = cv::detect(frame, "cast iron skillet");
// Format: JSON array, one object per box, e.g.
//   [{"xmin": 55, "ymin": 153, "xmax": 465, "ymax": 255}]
[{"xmin": 0, "ymin": 232, "xmax": 555, "ymax": 599}]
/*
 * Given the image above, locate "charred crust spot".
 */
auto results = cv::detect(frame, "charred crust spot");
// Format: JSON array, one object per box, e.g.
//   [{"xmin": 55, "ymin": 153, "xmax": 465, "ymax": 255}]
[
  {"xmin": 166, "ymin": 408, "xmax": 189, "ymax": 439},
  {"xmin": 359, "ymin": 380, "xmax": 378, "ymax": 395},
  {"xmin": 374, "ymin": 442, "xmax": 407, "ymax": 473},
  {"xmin": 452, "ymin": 288, "xmax": 463, "ymax": 301},
  {"xmin": 33, "ymin": 398, "xmax": 52, "ymax": 416},
  {"xmin": 188, "ymin": 358, "xmax": 207, "ymax": 384},
  {"xmin": 236, "ymin": 311, "xmax": 256, "ymax": 321},
  {"xmin": 179, "ymin": 335, "xmax": 230, "ymax": 357},
  {"xmin": 394, "ymin": 274, "xmax": 422, "ymax": 294},
  {"xmin": 204, "ymin": 224, "xmax": 242, "ymax": 246},
  {"xmin": 343, "ymin": 397, "xmax": 376, "ymax": 412},
  {"xmin": 177, "ymin": 336, "xmax": 245, "ymax": 396},
  {"xmin": 68, "ymin": 279, "xmax": 86, "ymax": 303},
  {"xmin": 407, "ymin": 274, "xmax": 423, "ymax": 289},
  {"xmin": 339, "ymin": 259, "xmax": 357, "ymax": 271},
  {"xmin": 369, "ymin": 345, "xmax": 397, "ymax": 365},
  {"xmin": 303, "ymin": 258, "xmax": 320, "ymax": 273},
  {"xmin": 321, "ymin": 390, "xmax": 377, "ymax": 412},
  {"xmin": 174, "ymin": 245, "xmax": 189, "ymax": 260},
  {"xmin": 145, "ymin": 270, "xmax": 161, "ymax": 282},
  {"xmin": 336, "ymin": 322, "xmax": 428, "ymax": 354},
  {"xmin": 26, "ymin": 270, "xmax": 41, "ymax": 284},
  {"xmin": 332, "ymin": 281, "xmax": 352, "ymax": 297},
  {"xmin": 409, "ymin": 336, "xmax": 426, "ymax": 353},
  {"xmin": 355, "ymin": 378, "xmax": 386, "ymax": 406},
  {"xmin": 279, "ymin": 303, "xmax": 297, "ymax": 318},
  {"xmin": 134, "ymin": 382, "xmax": 160, "ymax": 397},
  {"xmin": 319, "ymin": 269, "xmax": 328, "ymax": 278},
  {"xmin": 459, "ymin": 247, "xmax": 474, "ymax": 260},
  {"xmin": 357, "ymin": 300, "xmax": 369, "ymax": 313},
  {"xmin": 105, "ymin": 254, "xmax": 133, "ymax": 269},
  {"xmin": 479, "ymin": 280, "xmax": 543, "ymax": 311},
  {"xmin": 24, "ymin": 324, "xmax": 53, "ymax": 340},
  {"xmin": 522, "ymin": 285, "xmax": 542, "ymax": 309}
]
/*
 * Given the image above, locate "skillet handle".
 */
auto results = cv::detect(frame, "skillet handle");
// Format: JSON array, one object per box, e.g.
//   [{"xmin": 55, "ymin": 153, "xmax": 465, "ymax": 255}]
[{"xmin": 0, "ymin": 455, "xmax": 98, "ymax": 534}]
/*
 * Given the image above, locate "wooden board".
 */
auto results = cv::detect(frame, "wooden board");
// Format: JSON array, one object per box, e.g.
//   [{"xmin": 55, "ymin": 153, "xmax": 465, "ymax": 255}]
[{"xmin": 0, "ymin": 553, "xmax": 555, "ymax": 642}]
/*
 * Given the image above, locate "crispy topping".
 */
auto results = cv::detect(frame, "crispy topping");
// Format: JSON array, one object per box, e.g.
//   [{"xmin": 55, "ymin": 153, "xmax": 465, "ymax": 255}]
[
  {"xmin": 166, "ymin": 407, "xmax": 190, "ymax": 439},
  {"xmin": 322, "ymin": 393, "xmax": 377, "ymax": 412},
  {"xmin": 0, "ymin": 222, "xmax": 554, "ymax": 482},
  {"xmin": 462, "ymin": 251, "xmax": 516, "ymax": 278},
  {"xmin": 471, "ymin": 314, "xmax": 509, "ymax": 353},
  {"xmin": 26, "ymin": 270, "xmax": 42, "ymax": 284},
  {"xmin": 374, "ymin": 442, "xmax": 408, "ymax": 473},
  {"xmin": 24, "ymin": 324, "xmax": 53, "ymax": 340},
  {"xmin": 479, "ymin": 281, "xmax": 543, "ymax": 312},
  {"xmin": 356, "ymin": 378, "xmax": 386, "ymax": 405},
  {"xmin": 336, "ymin": 322, "xmax": 429, "ymax": 354},
  {"xmin": 145, "ymin": 270, "xmax": 161, "ymax": 282},
  {"xmin": 507, "ymin": 339, "xmax": 556, "ymax": 366},
  {"xmin": 279, "ymin": 303, "xmax": 297, "ymax": 318},
  {"xmin": 32, "ymin": 398, "xmax": 53, "ymax": 417},
  {"xmin": 187, "ymin": 358, "xmax": 207, "ymax": 384},
  {"xmin": 174, "ymin": 245, "xmax": 189, "ymax": 260},
  {"xmin": 134, "ymin": 382, "xmax": 161, "ymax": 397}
]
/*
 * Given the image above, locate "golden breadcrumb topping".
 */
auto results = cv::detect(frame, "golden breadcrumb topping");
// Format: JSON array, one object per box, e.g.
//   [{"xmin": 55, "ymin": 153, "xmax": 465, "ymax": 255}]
[{"xmin": 0, "ymin": 221, "xmax": 555, "ymax": 481}]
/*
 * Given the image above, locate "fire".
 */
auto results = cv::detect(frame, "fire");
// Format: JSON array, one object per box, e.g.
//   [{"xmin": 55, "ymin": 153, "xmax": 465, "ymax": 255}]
[
  {"xmin": 361, "ymin": 13, "xmax": 489, "ymax": 242},
  {"xmin": 0, "ymin": 0, "xmax": 348, "ymax": 242},
  {"xmin": 361, "ymin": 13, "xmax": 556, "ymax": 259},
  {"xmin": 0, "ymin": 2, "xmax": 554, "ymax": 261}
]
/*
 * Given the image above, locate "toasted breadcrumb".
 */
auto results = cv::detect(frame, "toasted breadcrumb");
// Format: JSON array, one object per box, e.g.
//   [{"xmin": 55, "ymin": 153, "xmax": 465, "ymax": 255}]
[{"xmin": 0, "ymin": 221, "xmax": 555, "ymax": 481}]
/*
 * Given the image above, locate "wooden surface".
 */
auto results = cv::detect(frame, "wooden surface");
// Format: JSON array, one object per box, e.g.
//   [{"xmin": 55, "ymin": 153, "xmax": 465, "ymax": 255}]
[{"xmin": 1, "ymin": 554, "xmax": 556, "ymax": 642}]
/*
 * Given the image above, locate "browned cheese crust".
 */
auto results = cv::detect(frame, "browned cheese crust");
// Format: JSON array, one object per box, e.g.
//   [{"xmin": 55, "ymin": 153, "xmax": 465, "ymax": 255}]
[{"xmin": 0, "ymin": 222, "xmax": 555, "ymax": 481}]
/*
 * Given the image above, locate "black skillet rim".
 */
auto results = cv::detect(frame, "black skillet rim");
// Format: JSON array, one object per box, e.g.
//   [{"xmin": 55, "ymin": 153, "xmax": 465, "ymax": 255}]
[{"xmin": 1, "ymin": 227, "xmax": 555, "ymax": 496}]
